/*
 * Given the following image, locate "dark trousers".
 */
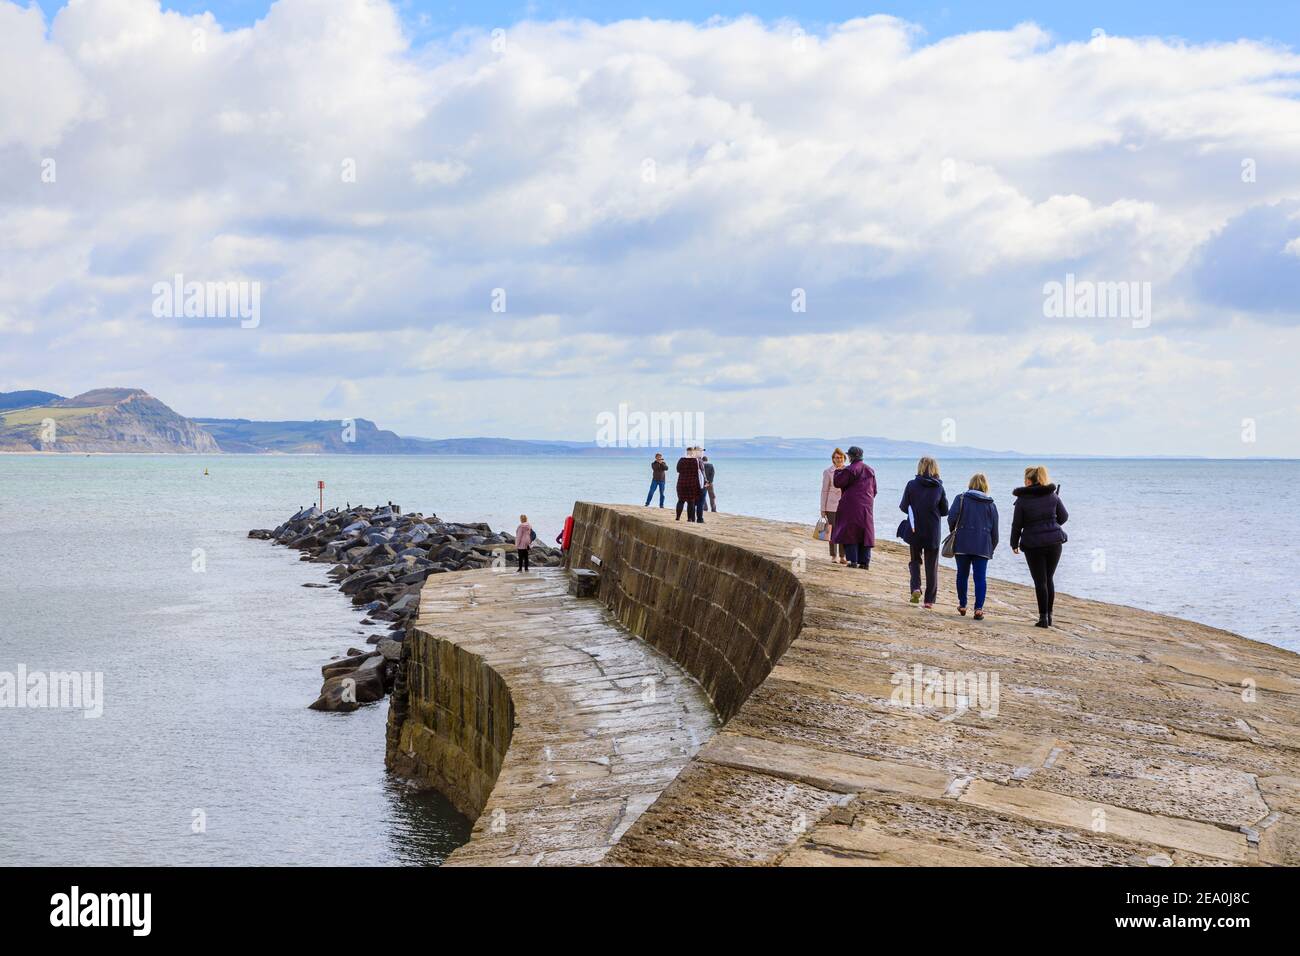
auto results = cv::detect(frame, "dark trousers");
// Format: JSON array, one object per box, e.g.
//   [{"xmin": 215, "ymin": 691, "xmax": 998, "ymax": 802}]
[
  {"xmin": 645, "ymin": 479, "xmax": 665, "ymax": 507},
  {"xmin": 675, "ymin": 499, "xmax": 699, "ymax": 522},
  {"xmin": 517, "ymin": 548, "xmax": 530, "ymax": 571},
  {"xmin": 955, "ymin": 555, "xmax": 988, "ymax": 610},
  {"xmin": 696, "ymin": 492, "xmax": 707, "ymax": 521},
  {"xmin": 844, "ymin": 543, "xmax": 871, "ymax": 567},
  {"xmin": 824, "ymin": 511, "xmax": 844, "ymax": 559},
  {"xmin": 706, "ymin": 485, "xmax": 717, "ymax": 511},
  {"xmin": 909, "ymin": 542, "xmax": 939, "ymax": 603},
  {"xmin": 1023, "ymin": 544, "xmax": 1062, "ymax": 619}
]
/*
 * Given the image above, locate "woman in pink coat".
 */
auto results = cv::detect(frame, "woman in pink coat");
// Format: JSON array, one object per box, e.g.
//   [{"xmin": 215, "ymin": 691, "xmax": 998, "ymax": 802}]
[
  {"xmin": 830, "ymin": 446, "xmax": 877, "ymax": 569},
  {"xmin": 820, "ymin": 448, "xmax": 847, "ymax": 564},
  {"xmin": 514, "ymin": 514, "xmax": 534, "ymax": 572}
]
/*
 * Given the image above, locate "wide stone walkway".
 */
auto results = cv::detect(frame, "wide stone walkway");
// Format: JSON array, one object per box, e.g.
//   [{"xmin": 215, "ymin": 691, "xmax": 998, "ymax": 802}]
[
  {"xmin": 414, "ymin": 568, "xmax": 718, "ymax": 866},
  {"xmin": 602, "ymin": 509, "xmax": 1300, "ymax": 866},
  {"xmin": 404, "ymin": 507, "xmax": 1300, "ymax": 866}
]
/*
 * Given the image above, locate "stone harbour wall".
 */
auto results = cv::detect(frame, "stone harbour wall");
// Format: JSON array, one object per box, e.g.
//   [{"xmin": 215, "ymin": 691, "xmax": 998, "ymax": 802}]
[
  {"xmin": 385, "ymin": 620, "xmax": 514, "ymax": 820},
  {"xmin": 384, "ymin": 567, "xmax": 717, "ymax": 863},
  {"xmin": 565, "ymin": 500, "xmax": 804, "ymax": 721},
  {"xmin": 385, "ymin": 503, "xmax": 1300, "ymax": 867}
]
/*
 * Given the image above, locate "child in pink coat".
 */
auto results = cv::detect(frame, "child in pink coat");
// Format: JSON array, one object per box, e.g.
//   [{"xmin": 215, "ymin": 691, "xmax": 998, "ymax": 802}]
[{"xmin": 515, "ymin": 515, "xmax": 534, "ymax": 572}]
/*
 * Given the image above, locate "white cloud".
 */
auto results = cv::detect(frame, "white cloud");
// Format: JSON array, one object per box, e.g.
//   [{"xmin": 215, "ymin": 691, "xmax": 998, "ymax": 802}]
[
  {"xmin": 1, "ymin": 0, "xmax": 1299, "ymax": 456},
  {"xmin": 0, "ymin": 2, "xmax": 88, "ymax": 150},
  {"xmin": 411, "ymin": 159, "xmax": 469, "ymax": 185},
  {"xmin": 322, "ymin": 379, "xmax": 361, "ymax": 408}
]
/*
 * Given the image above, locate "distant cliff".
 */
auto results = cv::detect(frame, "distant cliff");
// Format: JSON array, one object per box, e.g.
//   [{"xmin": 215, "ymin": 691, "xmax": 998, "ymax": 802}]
[
  {"xmin": 0, "ymin": 389, "xmax": 220, "ymax": 453},
  {"xmin": 1, "ymin": 386, "xmax": 1026, "ymax": 458},
  {"xmin": 194, "ymin": 417, "xmax": 423, "ymax": 454}
]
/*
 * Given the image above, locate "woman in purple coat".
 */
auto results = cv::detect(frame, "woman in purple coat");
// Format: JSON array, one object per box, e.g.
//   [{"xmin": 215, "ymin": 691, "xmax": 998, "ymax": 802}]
[
  {"xmin": 830, "ymin": 446, "xmax": 877, "ymax": 569},
  {"xmin": 674, "ymin": 447, "xmax": 704, "ymax": 522}
]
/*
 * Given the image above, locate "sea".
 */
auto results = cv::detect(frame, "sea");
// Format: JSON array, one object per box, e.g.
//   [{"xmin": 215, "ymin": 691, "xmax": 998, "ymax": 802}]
[{"xmin": 1, "ymin": 454, "xmax": 1296, "ymax": 865}]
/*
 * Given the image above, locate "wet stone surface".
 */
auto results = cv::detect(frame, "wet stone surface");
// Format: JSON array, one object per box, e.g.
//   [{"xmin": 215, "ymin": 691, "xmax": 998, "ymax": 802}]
[{"xmin": 388, "ymin": 566, "xmax": 719, "ymax": 866}]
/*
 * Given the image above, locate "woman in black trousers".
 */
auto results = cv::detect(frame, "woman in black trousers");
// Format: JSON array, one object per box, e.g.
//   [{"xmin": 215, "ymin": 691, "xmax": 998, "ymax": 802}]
[
  {"xmin": 1010, "ymin": 465, "xmax": 1069, "ymax": 627},
  {"xmin": 899, "ymin": 456, "xmax": 948, "ymax": 608}
]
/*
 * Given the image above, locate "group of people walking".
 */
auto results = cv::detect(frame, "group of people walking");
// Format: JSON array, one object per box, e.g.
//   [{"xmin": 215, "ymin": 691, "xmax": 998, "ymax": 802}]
[
  {"xmin": 645, "ymin": 448, "xmax": 716, "ymax": 522},
  {"xmin": 820, "ymin": 448, "xmax": 1069, "ymax": 627},
  {"xmin": 637, "ymin": 445, "xmax": 1069, "ymax": 627}
]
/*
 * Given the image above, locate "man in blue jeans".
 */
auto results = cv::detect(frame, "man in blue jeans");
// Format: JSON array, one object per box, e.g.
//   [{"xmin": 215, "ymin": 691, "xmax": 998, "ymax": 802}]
[{"xmin": 645, "ymin": 453, "xmax": 668, "ymax": 507}]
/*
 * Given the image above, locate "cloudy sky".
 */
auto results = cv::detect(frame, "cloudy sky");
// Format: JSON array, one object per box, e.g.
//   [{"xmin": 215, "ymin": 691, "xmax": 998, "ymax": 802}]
[{"xmin": 3, "ymin": 0, "xmax": 1299, "ymax": 456}]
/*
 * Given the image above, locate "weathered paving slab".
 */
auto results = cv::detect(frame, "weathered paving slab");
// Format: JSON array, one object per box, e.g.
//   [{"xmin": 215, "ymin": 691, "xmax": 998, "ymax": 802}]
[{"xmin": 387, "ymin": 567, "xmax": 718, "ymax": 866}]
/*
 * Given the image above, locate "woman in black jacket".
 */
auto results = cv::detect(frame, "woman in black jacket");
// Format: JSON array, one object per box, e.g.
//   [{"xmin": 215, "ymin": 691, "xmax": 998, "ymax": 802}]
[
  {"xmin": 899, "ymin": 456, "xmax": 948, "ymax": 608},
  {"xmin": 1010, "ymin": 465, "xmax": 1069, "ymax": 628}
]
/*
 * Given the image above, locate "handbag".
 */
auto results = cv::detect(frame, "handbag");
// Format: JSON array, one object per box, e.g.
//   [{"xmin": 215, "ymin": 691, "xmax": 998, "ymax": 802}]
[
  {"xmin": 941, "ymin": 496, "xmax": 965, "ymax": 559},
  {"xmin": 814, "ymin": 516, "xmax": 829, "ymax": 540}
]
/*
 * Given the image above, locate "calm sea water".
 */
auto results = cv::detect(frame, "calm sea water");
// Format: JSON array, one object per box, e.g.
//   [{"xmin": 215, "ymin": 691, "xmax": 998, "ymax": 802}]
[{"xmin": 1, "ymin": 454, "xmax": 1296, "ymax": 865}]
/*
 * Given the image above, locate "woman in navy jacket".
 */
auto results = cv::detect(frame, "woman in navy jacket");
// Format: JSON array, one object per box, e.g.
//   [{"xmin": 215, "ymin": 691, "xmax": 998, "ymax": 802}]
[
  {"xmin": 948, "ymin": 473, "xmax": 999, "ymax": 620},
  {"xmin": 1010, "ymin": 465, "xmax": 1069, "ymax": 627},
  {"xmin": 899, "ymin": 457, "xmax": 948, "ymax": 607}
]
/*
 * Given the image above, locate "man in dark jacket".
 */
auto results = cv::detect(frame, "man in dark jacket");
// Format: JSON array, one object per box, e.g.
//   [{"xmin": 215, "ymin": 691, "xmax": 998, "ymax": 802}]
[
  {"xmin": 1010, "ymin": 468, "xmax": 1069, "ymax": 627},
  {"xmin": 701, "ymin": 455, "xmax": 716, "ymax": 512},
  {"xmin": 646, "ymin": 453, "xmax": 668, "ymax": 507},
  {"xmin": 899, "ymin": 458, "xmax": 949, "ymax": 607}
]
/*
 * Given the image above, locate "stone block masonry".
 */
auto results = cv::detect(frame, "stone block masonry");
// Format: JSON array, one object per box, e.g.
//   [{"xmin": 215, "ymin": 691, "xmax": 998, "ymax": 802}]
[
  {"xmin": 386, "ymin": 567, "xmax": 718, "ymax": 864},
  {"xmin": 565, "ymin": 501, "xmax": 804, "ymax": 722}
]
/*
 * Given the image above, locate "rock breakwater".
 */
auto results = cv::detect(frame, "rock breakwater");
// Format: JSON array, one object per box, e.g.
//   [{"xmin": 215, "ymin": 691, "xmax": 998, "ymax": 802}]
[{"xmin": 249, "ymin": 503, "xmax": 563, "ymax": 711}]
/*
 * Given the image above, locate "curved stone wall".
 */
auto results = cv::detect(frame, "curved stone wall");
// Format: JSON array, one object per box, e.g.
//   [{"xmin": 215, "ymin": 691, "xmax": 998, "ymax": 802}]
[
  {"xmin": 385, "ymin": 620, "xmax": 514, "ymax": 820},
  {"xmin": 383, "ymin": 498, "xmax": 806, "ymax": 833},
  {"xmin": 384, "ymin": 567, "xmax": 718, "ymax": 864},
  {"xmin": 566, "ymin": 501, "xmax": 804, "ymax": 721}
]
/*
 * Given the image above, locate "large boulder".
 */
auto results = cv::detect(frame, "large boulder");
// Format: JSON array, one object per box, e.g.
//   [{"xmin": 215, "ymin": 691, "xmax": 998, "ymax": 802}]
[
  {"xmin": 339, "ymin": 568, "xmax": 389, "ymax": 595},
  {"xmin": 432, "ymin": 542, "xmax": 472, "ymax": 564},
  {"xmin": 389, "ymin": 593, "xmax": 419, "ymax": 615},
  {"xmin": 321, "ymin": 651, "xmax": 379, "ymax": 679},
  {"xmin": 309, "ymin": 656, "xmax": 386, "ymax": 711}
]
